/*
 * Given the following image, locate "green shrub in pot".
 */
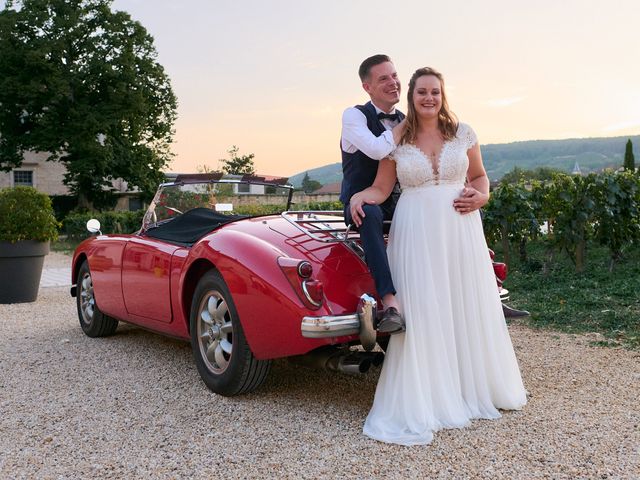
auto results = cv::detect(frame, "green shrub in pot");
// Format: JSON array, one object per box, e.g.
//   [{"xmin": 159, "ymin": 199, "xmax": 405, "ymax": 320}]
[
  {"xmin": 0, "ymin": 186, "xmax": 60, "ymax": 242},
  {"xmin": 0, "ymin": 186, "xmax": 60, "ymax": 303}
]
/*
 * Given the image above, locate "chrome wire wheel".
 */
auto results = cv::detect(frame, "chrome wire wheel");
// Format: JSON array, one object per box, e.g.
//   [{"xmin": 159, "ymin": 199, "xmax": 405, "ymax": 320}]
[
  {"xmin": 196, "ymin": 290, "xmax": 234, "ymax": 374},
  {"xmin": 79, "ymin": 272, "xmax": 95, "ymax": 325}
]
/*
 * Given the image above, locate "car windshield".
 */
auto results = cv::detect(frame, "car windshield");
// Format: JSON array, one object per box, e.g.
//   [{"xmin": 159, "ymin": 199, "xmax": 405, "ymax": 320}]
[{"xmin": 142, "ymin": 173, "xmax": 293, "ymax": 230}]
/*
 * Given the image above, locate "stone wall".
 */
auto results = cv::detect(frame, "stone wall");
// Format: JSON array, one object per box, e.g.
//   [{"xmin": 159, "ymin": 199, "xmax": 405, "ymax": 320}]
[{"xmin": 220, "ymin": 192, "xmax": 341, "ymax": 207}]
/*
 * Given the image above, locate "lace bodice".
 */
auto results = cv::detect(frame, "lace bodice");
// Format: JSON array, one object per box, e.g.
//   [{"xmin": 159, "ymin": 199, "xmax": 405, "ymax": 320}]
[{"xmin": 391, "ymin": 123, "xmax": 478, "ymax": 189}]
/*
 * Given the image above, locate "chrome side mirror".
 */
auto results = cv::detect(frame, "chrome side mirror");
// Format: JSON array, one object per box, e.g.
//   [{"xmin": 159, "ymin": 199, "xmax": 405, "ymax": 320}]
[{"xmin": 86, "ymin": 219, "xmax": 102, "ymax": 235}]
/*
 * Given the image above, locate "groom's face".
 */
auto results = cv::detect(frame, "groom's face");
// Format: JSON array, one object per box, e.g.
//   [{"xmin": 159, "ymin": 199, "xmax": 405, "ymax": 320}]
[{"xmin": 362, "ymin": 61, "xmax": 401, "ymax": 110}]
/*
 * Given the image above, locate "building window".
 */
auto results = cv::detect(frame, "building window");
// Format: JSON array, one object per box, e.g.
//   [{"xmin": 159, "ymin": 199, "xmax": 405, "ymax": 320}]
[
  {"xmin": 13, "ymin": 170, "xmax": 33, "ymax": 186},
  {"xmin": 236, "ymin": 183, "xmax": 250, "ymax": 194},
  {"xmin": 128, "ymin": 197, "xmax": 143, "ymax": 211}
]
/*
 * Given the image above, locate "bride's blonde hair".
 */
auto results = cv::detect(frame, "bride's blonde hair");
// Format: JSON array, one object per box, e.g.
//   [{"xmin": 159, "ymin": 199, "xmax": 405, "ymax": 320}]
[{"xmin": 400, "ymin": 67, "xmax": 458, "ymax": 145}]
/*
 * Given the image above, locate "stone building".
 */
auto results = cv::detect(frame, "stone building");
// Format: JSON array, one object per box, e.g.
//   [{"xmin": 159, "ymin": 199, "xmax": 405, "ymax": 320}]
[
  {"xmin": 0, "ymin": 151, "xmax": 69, "ymax": 195},
  {"xmin": 0, "ymin": 151, "xmax": 142, "ymax": 211}
]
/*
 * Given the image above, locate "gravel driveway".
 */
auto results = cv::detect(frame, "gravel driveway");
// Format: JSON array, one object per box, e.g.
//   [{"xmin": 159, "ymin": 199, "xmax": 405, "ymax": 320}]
[{"xmin": 0, "ymin": 253, "xmax": 638, "ymax": 479}]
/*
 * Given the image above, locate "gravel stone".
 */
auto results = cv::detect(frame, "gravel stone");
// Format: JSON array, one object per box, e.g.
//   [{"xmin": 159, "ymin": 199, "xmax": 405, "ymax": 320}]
[{"xmin": 0, "ymin": 253, "xmax": 638, "ymax": 479}]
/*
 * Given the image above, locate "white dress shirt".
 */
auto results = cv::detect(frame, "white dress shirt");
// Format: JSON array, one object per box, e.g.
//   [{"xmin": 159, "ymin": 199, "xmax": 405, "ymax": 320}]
[{"xmin": 340, "ymin": 102, "xmax": 399, "ymax": 160}]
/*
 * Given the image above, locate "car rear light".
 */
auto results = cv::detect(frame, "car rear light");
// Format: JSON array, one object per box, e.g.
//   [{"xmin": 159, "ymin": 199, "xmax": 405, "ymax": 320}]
[
  {"xmin": 298, "ymin": 261, "xmax": 313, "ymax": 278},
  {"xmin": 493, "ymin": 262, "xmax": 507, "ymax": 282},
  {"xmin": 488, "ymin": 248, "xmax": 495, "ymax": 261},
  {"xmin": 277, "ymin": 257, "xmax": 323, "ymax": 310}
]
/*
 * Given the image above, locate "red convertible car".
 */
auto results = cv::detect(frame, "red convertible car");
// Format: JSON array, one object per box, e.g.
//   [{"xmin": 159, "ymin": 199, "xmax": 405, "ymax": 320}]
[{"xmin": 71, "ymin": 173, "xmax": 523, "ymax": 396}]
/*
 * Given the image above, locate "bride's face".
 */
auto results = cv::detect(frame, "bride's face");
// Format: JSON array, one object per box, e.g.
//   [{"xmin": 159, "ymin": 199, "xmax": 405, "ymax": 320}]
[{"xmin": 412, "ymin": 75, "xmax": 442, "ymax": 119}]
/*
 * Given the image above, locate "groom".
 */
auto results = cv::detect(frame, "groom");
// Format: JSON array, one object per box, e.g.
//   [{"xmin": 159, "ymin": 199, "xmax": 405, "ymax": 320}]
[{"xmin": 340, "ymin": 54, "xmax": 405, "ymax": 334}]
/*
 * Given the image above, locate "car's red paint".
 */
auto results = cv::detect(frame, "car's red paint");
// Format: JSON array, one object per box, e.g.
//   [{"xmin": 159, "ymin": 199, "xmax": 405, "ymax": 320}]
[{"xmin": 72, "ymin": 212, "xmax": 373, "ymax": 359}]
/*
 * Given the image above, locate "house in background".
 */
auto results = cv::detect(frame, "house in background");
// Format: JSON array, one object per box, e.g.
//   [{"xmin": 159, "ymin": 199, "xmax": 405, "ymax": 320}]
[
  {"xmin": 164, "ymin": 172, "xmax": 289, "ymax": 195},
  {"xmin": 312, "ymin": 182, "xmax": 341, "ymax": 195},
  {"xmin": 0, "ymin": 151, "xmax": 69, "ymax": 195},
  {"xmin": 289, "ymin": 180, "xmax": 341, "ymax": 204},
  {"xmin": 0, "ymin": 151, "xmax": 143, "ymax": 211}
]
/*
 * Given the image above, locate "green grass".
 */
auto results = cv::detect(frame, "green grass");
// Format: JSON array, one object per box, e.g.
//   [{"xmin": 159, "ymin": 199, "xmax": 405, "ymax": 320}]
[
  {"xmin": 51, "ymin": 237, "xmax": 84, "ymax": 254},
  {"xmin": 500, "ymin": 240, "xmax": 640, "ymax": 349}
]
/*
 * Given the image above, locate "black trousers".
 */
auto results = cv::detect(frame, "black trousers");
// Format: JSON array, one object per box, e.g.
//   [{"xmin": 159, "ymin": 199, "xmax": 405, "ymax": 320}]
[{"xmin": 344, "ymin": 201, "xmax": 396, "ymax": 298}]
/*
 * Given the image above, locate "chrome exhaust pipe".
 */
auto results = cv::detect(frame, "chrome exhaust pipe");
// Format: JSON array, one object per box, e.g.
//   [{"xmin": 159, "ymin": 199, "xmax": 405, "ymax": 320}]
[
  {"xmin": 289, "ymin": 348, "xmax": 373, "ymax": 375},
  {"xmin": 329, "ymin": 353, "xmax": 371, "ymax": 374},
  {"xmin": 358, "ymin": 351, "xmax": 385, "ymax": 367}
]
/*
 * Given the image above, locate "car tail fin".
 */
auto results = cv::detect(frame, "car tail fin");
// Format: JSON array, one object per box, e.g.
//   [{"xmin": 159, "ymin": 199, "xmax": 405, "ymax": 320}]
[{"xmin": 277, "ymin": 257, "xmax": 323, "ymax": 310}]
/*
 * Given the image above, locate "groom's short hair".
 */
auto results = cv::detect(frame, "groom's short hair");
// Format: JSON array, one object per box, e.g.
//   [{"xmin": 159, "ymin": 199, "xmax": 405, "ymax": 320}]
[{"xmin": 359, "ymin": 54, "xmax": 392, "ymax": 82}]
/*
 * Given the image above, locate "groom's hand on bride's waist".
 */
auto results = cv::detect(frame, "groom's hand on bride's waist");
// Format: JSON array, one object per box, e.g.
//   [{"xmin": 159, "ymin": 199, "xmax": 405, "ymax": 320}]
[{"xmin": 453, "ymin": 187, "xmax": 489, "ymax": 214}]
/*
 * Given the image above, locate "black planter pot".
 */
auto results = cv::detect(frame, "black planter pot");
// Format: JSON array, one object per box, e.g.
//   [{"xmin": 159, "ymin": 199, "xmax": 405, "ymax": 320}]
[{"xmin": 0, "ymin": 240, "xmax": 50, "ymax": 304}]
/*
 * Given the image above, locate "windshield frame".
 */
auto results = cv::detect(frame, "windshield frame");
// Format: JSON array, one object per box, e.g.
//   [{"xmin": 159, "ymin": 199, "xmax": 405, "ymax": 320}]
[{"xmin": 141, "ymin": 173, "xmax": 294, "ymax": 232}]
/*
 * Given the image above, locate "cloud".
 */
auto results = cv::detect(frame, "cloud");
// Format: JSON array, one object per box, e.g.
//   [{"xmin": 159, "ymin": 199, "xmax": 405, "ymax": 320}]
[
  {"xmin": 603, "ymin": 120, "xmax": 640, "ymax": 132},
  {"xmin": 484, "ymin": 96, "xmax": 526, "ymax": 108}
]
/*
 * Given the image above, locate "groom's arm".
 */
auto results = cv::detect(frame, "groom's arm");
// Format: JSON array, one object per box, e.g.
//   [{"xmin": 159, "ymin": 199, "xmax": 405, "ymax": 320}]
[{"xmin": 341, "ymin": 107, "xmax": 396, "ymax": 160}]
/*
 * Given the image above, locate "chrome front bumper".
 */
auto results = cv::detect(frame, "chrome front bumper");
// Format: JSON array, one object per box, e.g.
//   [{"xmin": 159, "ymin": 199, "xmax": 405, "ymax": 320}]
[{"xmin": 301, "ymin": 294, "xmax": 378, "ymax": 351}]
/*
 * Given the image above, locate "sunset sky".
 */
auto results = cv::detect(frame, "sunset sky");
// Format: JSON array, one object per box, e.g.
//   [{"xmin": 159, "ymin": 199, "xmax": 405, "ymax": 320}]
[{"xmin": 111, "ymin": 0, "xmax": 640, "ymax": 177}]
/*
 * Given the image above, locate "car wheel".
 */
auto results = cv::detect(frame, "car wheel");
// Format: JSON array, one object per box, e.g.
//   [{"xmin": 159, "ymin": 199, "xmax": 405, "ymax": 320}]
[
  {"xmin": 190, "ymin": 270, "xmax": 271, "ymax": 396},
  {"xmin": 76, "ymin": 260, "xmax": 118, "ymax": 337}
]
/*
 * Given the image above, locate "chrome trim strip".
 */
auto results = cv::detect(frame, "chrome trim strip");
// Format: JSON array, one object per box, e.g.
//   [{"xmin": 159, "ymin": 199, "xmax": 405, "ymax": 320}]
[{"xmin": 301, "ymin": 279, "xmax": 322, "ymax": 307}]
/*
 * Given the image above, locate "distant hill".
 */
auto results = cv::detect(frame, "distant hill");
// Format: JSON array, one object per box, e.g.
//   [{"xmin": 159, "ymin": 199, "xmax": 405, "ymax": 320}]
[
  {"xmin": 288, "ymin": 162, "xmax": 343, "ymax": 187},
  {"xmin": 481, "ymin": 134, "xmax": 640, "ymax": 180},
  {"xmin": 288, "ymin": 135, "xmax": 639, "ymax": 185}
]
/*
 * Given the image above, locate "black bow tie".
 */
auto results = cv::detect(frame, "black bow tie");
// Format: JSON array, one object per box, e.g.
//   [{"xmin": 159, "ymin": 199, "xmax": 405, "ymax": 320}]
[{"xmin": 377, "ymin": 112, "xmax": 400, "ymax": 121}]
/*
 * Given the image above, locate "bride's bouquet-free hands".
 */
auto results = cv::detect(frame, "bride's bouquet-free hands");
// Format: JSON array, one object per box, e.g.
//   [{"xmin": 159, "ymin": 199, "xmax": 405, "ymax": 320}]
[
  {"xmin": 453, "ymin": 187, "xmax": 489, "ymax": 215},
  {"xmin": 349, "ymin": 192, "xmax": 378, "ymax": 227}
]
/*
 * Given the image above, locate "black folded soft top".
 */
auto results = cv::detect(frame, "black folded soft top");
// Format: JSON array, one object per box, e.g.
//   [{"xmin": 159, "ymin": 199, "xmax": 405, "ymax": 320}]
[{"xmin": 145, "ymin": 207, "xmax": 247, "ymax": 246}]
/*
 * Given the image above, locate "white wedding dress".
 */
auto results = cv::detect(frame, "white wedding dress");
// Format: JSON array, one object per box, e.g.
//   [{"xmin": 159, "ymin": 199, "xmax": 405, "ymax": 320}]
[{"xmin": 363, "ymin": 123, "xmax": 527, "ymax": 446}]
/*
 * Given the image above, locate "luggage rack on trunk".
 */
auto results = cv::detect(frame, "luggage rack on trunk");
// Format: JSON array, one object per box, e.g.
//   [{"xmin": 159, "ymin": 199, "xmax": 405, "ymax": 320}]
[{"xmin": 280, "ymin": 211, "xmax": 355, "ymax": 243}]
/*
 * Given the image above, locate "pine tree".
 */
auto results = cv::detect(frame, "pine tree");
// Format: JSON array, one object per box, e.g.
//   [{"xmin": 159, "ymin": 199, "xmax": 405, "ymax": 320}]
[
  {"xmin": 301, "ymin": 172, "xmax": 321, "ymax": 193},
  {"xmin": 623, "ymin": 139, "xmax": 635, "ymax": 172}
]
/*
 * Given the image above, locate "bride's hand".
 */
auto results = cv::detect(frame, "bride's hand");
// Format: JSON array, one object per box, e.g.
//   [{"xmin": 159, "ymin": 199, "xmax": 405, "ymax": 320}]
[
  {"xmin": 453, "ymin": 187, "xmax": 489, "ymax": 215},
  {"xmin": 350, "ymin": 193, "xmax": 376, "ymax": 227}
]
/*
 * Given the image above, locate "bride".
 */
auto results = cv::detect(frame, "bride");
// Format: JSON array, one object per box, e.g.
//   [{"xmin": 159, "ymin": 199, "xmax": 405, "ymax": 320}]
[{"xmin": 350, "ymin": 67, "xmax": 527, "ymax": 446}]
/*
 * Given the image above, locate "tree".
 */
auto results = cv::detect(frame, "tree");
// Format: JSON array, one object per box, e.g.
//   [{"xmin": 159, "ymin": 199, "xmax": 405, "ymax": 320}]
[
  {"xmin": 0, "ymin": 0, "xmax": 177, "ymax": 209},
  {"xmin": 500, "ymin": 166, "xmax": 565, "ymax": 184},
  {"xmin": 482, "ymin": 181, "xmax": 538, "ymax": 265},
  {"xmin": 538, "ymin": 173, "xmax": 597, "ymax": 273},
  {"xmin": 301, "ymin": 171, "xmax": 321, "ymax": 193},
  {"xmin": 593, "ymin": 171, "xmax": 640, "ymax": 270},
  {"xmin": 218, "ymin": 145, "xmax": 255, "ymax": 175},
  {"xmin": 624, "ymin": 139, "xmax": 635, "ymax": 172}
]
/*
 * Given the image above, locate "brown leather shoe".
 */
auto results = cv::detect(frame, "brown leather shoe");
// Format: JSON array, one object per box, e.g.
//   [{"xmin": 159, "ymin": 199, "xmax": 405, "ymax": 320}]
[{"xmin": 377, "ymin": 307, "xmax": 405, "ymax": 334}]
